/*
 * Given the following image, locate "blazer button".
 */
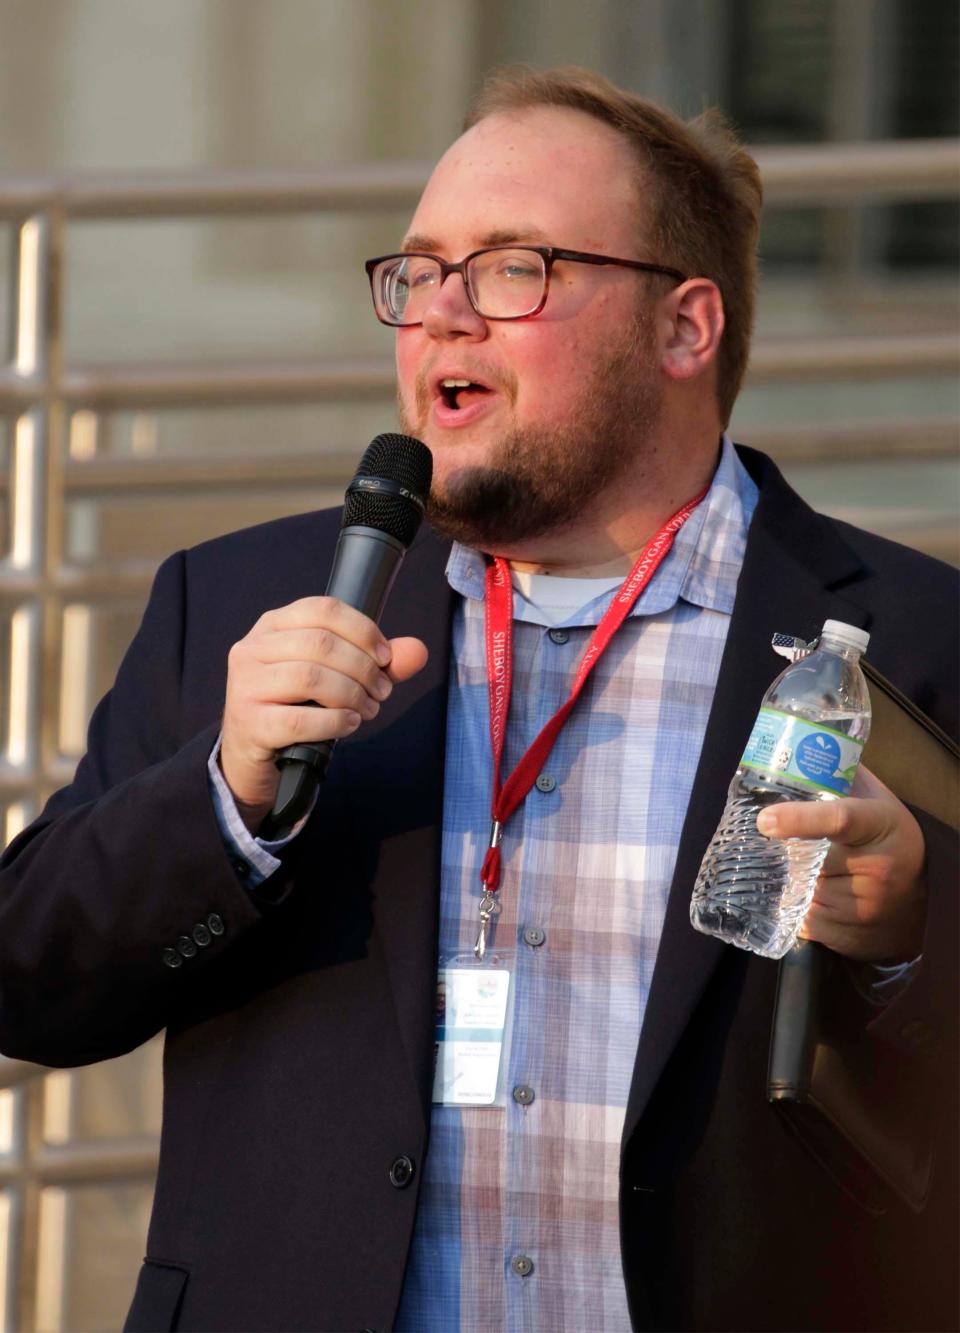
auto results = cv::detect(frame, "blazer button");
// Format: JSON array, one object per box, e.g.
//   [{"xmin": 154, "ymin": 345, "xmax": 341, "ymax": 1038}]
[
  {"xmin": 207, "ymin": 913, "xmax": 225, "ymax": 937},
  {"xmin": 192, "ymin": 922, "xmax": 212, "ymax": 948},
  {"xmin": 176, "ymin": 935, "xmax": 197, "ymax": 959},
  {"xmin": 389, "ymin": 1155, "xmax": 415, "ymax": 1188},
  {"xmin": 162, "ymin": 947, "xmax": 182, "ymax": 969}
]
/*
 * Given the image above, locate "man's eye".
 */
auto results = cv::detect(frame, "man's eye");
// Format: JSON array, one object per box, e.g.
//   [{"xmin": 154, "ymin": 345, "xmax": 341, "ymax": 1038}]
[
  {"xmin": 406, "ymin": 264, "xmax": 439, "ymax": 288},
  {"xmin": 497, "ymin": 261, "xmax": 540, "ymax": 280}
]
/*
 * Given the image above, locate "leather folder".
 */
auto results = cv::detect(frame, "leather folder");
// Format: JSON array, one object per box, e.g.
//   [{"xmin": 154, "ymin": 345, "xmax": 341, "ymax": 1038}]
[{"xmin": 766, "ymin": 658, "xmax": 959, "ymax": 1214}]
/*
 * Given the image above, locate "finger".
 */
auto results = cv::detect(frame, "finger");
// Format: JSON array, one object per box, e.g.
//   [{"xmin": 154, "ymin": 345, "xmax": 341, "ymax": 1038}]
[
  {"xmin": 258, "ymin": 661, "xmax": 383, "ymax": 719},
  {"xmin": 756, "ymin": 797, "xmax": 893, "ymax": 847},
  {"xmin": 799, "ymin": 886, "xmax": 872, "ymax": 935},
  {"xmin": 257, "ymin": 597, "xmax": 392, "ymax": 665},
  {"xmin": 800, "ymin": 899, "xmax": 919, "ymax": 962},
  {"xmin": 385, "ymin": 637, "xmax": 429, "ymax": 683},
  {"xmin": 251, "ymin": 628, "xmax": 393, "ymax": 700},
  {"xmin": 797, "ymin": 909, "xmax": 867, "ymax": 958},
  {"xmin": 260, "ymin": 701, "xmax": 365, "ymax": 750},
  {"xmin": 808, "ymin": 876, "xmax": 862, "ymax": 920},
  {"xmin": 815, "ymin": 840, "xmax": 891, "ymax": 878},
  {"xmin": 818, "ymin": 840, "xmax": 856, "ymax": 876}
]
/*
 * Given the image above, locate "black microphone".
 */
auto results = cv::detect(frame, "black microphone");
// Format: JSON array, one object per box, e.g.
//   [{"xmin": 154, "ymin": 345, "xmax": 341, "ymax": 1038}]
[{"xmin": 266, "ymin": 432, "xmax": 433, "ymax": 832}]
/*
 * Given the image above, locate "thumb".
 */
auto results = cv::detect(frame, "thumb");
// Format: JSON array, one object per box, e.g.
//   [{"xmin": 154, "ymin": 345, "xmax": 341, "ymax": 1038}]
[
  {"xmin": 757, "ymin": 795, "xmax": 894, "ymax": 847},
  {"xmin": 384, "ymin": 636, "xmax": 429, "ymax": 683}
]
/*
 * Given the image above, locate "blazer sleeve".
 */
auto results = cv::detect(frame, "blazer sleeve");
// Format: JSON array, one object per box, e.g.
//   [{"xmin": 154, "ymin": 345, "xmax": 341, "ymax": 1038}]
[
  {"xmin": 0, "ymin": 551, "xmax": 275, "ymax": 1068},
  {"xmin": 866, "ymin": 806, "xmax": 959, "ymax": 1067}
]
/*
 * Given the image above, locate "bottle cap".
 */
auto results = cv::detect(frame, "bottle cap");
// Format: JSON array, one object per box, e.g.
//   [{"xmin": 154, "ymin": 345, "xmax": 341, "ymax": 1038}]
[{"xmin": 820, "ymin": 619, "xmax": 870, "ymax": 653}]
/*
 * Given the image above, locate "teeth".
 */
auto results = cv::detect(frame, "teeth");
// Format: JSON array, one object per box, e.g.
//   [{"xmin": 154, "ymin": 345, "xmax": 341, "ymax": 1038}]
[{"xmin": 441, "ymin": 378, "xmax": 472, "ymax": 388}]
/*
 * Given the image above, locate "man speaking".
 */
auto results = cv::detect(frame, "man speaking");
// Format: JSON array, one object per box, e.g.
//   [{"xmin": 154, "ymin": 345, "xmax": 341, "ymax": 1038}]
[{"xmin": 0, "ymin": 67, "xmax": 956, "ymax": 1333}]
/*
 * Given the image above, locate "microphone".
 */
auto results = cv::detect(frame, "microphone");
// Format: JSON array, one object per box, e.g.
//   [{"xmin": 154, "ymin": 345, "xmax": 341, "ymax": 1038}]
[{"xmin": 266, "ymin": 432, "xmax": 433, "ymax": 832}]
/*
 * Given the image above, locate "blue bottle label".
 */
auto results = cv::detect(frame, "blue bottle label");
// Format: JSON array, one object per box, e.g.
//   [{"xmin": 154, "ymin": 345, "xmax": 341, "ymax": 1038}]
[{"xmin": 740, "ymin": 708, "xmax": 864, "ymax": 796}]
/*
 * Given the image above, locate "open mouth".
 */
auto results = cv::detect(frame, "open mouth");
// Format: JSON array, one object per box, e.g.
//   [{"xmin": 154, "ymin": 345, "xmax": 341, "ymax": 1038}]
[{"xmin": 438, "ymin": 378, "xmax": 492, "ymax": 412}]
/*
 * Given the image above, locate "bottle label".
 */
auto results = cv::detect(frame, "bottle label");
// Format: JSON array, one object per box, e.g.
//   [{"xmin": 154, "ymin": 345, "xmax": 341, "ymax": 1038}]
[{"xmin": 740, "ymin": 708, "xmax": 864, "ymax": 796}]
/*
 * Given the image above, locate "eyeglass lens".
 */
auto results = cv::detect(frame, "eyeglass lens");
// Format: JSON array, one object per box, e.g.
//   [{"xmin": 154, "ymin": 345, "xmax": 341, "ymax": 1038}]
[{"xmin": 376, "ymin": 248, "xmax": 548, "ymax": 323}]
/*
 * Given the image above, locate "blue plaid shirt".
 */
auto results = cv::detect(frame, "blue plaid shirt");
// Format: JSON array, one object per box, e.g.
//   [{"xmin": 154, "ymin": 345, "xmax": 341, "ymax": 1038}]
[{"xmin": 395, "ymin": 438, "xmax": 757, "ymax": 1331}]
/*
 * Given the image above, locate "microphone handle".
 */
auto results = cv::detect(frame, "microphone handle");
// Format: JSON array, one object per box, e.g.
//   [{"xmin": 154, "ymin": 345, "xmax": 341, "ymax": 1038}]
[{"xmin": 264, "ymin": 526, "xmax": 407, "ymax": 834}]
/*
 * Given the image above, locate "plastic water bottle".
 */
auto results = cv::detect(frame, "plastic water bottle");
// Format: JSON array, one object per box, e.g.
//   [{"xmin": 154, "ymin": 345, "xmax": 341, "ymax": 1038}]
[{"xmin": 690, "ymin": 620, "xmax": 872, "ymax": 959}]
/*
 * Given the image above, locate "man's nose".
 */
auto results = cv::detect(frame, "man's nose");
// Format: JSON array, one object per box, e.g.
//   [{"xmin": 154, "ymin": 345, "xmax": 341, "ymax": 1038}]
[{"xmin": 420, "ymin": 273, "xmax": 487, "ymax": 339}]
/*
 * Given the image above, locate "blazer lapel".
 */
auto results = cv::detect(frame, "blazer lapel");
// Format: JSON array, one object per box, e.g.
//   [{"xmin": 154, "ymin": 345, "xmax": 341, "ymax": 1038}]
[{"xmin": 623, "ymin": 448, "xmax": 875, "ymax": 1140}]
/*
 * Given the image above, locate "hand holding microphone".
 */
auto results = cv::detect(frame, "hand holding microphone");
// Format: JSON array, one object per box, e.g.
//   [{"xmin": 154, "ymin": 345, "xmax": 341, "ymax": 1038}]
[{"xmin": 219, "ymin": 434, "xmax": 432, "ymax": 834}]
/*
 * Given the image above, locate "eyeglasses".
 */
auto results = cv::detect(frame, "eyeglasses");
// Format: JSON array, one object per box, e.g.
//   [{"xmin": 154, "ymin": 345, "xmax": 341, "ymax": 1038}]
[{"xmin": 364, "ymin": 245, "xmax": 686, "ymax": 327}]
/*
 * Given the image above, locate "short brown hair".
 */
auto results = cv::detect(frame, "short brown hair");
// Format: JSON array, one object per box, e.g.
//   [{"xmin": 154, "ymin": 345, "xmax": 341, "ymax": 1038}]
[{"xmin": 464, "ymin": 66, "xmax": 762, "ymax": 426}]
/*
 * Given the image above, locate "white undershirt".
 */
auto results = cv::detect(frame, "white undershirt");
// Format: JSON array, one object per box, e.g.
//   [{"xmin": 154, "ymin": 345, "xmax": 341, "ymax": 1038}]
[{"xmin": 509, "ymin": 569, "xmax": 623, "ymax": 628}]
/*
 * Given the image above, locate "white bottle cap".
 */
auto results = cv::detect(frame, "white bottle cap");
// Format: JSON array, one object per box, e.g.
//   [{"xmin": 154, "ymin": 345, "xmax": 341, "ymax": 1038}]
[{"xmin": 821, "ymin": 619, "xmax": 870, "ymax": 653}]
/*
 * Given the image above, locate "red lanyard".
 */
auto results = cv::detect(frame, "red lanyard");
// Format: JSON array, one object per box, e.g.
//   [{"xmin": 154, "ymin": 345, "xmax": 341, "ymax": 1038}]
[{"xmin": 474, "ymin": 490, "xmax": 706, "ymax": 957}]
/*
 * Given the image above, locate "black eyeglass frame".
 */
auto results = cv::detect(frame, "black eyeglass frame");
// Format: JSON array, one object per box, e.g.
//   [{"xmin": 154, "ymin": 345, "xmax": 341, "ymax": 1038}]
[{"xmin": 364, "ymin": 245, "xmax": 687, "ymax": 326}]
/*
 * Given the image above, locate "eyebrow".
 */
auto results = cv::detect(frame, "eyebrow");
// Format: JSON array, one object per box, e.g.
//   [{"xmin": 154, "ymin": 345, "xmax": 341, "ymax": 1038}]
[{"xmin": 400, "ymin": 225, "xmax": 552, "ymax": 254}]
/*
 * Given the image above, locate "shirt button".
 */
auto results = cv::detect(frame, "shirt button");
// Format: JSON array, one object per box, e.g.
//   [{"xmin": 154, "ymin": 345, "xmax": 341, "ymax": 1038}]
[
  {"xmin": 548, "ymin": 628, "xmax": 569, "ymax": 645},
  {"xmin": 388, "ymin": 1155, "xmax": 415, "ymax": 1188},
  {"xmin": 207, "ymin": 913, "xmax": 225, "ymax": 937},
  {"xmin": 512, "ymin": 1084, "xmax": 535, "ymax": 1106},
  {"xmin": 176, "ymin": 935, "xmax": 197, "ymax": 959},
  {"xmin": 535, "ymin": 773, "xmax": 556, "ymax": 794},
  {"xmin": 523, "ymin": 925, "xmax": 546, "ymax": 948},
  {"xmin": 161, "ymin": 947, "xmax": 182, "ymax": 969},
  {"xmin": 192, "ymin": 922, "xmax": 212, "ymax": 948},
  {"xmin": 511, "ymin": 1254, "xmax": 534, "ymax": 1278}
]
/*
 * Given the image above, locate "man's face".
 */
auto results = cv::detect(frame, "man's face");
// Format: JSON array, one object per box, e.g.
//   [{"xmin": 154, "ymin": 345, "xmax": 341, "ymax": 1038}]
[{"xmin": 395, "ymin": 106, "xmax": 665, "ymax": 550}]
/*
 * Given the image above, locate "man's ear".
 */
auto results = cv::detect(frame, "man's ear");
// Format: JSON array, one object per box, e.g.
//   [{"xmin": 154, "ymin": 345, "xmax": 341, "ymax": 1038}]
[{"xmin": 658, "ymin": 279, "xmax": 725, "ymax": 384}]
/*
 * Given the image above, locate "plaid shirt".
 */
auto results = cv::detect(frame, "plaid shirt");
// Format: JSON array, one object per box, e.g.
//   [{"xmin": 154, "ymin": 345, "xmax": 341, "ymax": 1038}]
[{"xmin": 395, "ymin": 438, "xmax": 758, "ymax": 1331}]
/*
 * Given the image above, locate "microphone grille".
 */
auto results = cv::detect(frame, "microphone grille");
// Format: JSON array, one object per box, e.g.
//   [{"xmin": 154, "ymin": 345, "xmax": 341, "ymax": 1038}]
[
  {"xmin": 355, "ymin": 432, "xmax": 433, "ymax": 493},
  {"xmin": 342, "ymin": 433, "xmax": 433, "ymax": 546}
]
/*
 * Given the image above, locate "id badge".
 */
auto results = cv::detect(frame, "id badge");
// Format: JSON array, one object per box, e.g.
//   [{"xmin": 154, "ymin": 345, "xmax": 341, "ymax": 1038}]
[{"xmin": 432, "ymin": 951, "xmax": 515, "ymax": 1108}]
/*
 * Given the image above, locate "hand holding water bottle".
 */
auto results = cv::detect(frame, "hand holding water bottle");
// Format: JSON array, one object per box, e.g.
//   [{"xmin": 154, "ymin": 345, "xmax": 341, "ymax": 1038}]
[
  {"xmin": 757, "ymin": 763, "xmax": 926, "ymax": 963},
  {"xmin": 691, "ymin": 620, "xmax": 928, "ymax": 962}
]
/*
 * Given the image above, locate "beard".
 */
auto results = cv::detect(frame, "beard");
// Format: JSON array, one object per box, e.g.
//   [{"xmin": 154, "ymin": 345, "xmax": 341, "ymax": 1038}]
[{"xmin": 399, "ymin": 314, "xmax": 663, "ymax": 551}]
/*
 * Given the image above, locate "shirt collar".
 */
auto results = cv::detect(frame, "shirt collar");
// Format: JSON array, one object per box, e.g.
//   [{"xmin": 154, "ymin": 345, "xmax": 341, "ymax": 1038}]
[{"xmin": 444, "ymin": 434, "xmax": 758, "ymax": 627}]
